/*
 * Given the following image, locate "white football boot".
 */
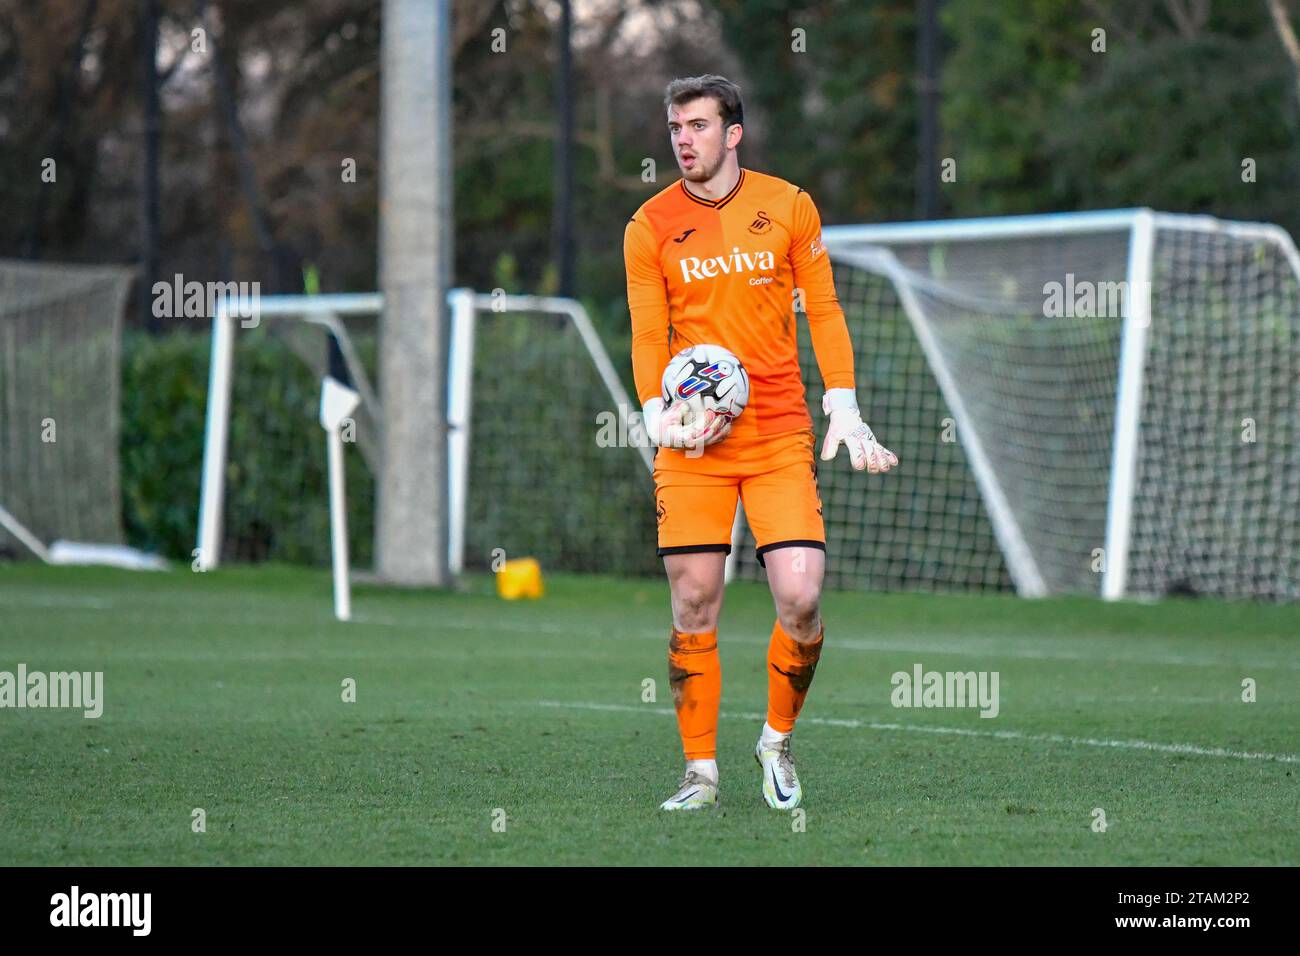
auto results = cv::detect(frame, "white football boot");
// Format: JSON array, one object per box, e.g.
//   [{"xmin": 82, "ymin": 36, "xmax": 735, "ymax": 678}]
[
  {"xmin": 755, "ymin": 735, "xmax": 803, "ymax": 810},
  {"xmin": 659, "ymin": 770, "xmax": 719, "ymax": 811}
]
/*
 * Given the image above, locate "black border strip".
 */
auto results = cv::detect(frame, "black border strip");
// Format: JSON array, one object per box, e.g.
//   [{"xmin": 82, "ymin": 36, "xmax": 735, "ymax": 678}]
[
  {"xmin": 4, "ymin": 866, "xmax": 1281, "ymax": 936},
  {"xmin": 755, "ymin": 539, "xmax": 825, "ymax": 568},
  {"xmin": 657, "ymin": 543, "xmax": 733, "ymax": 557}
]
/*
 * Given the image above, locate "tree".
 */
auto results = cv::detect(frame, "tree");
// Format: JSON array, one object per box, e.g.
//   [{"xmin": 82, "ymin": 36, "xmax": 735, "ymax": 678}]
[
  {"xmin": 713, "ymin": 0, "xmax": 919, "ymax": 223},
  {"xmin": 941, "ymin": 0, "xmax": 1300, "ymax": 236},
  {"xmin": 1266, "ymin": 0, "xmax": 1300, "ymax": 102}
]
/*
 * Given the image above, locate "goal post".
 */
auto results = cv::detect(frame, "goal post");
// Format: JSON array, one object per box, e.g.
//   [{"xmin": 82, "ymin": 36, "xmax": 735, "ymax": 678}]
[
  {"xmin": 442, "ymin": 292, "xmax": 744, "ymax": 583},
  {"xmin": 195, "ymin": 293, "xmax": 382, "ymax": 572},
  {"xmin": 830, "ymin": 244, "xmax": 1049, "ymax": 598},
  {"xmin": 195, "ymin": 289, "xmax": 678, "ymax": 583},
  {"xmin": 1102, "ymin": 209, "xmax": 1154, "ymax": 601},
  {"xmin": 193, "ymin": 209, "xmax": 1298, "ymax": 602},
  {"xmin": 815, "ymin": 207, "xmax": 1300, "ymax": 601},
  {"xmin": 0, "ymin": 258, "xmax": 166, "ymax": 569}
]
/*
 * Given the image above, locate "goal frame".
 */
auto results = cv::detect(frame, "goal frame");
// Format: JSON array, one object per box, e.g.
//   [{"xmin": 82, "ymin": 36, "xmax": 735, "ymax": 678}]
[
  {"xmin": 195, "ymin": 290, "xmax": 666, "ymax": 579},
  {"xmin": 822, "ymin": 207, "xmax": 1300, "ymax": 600}
]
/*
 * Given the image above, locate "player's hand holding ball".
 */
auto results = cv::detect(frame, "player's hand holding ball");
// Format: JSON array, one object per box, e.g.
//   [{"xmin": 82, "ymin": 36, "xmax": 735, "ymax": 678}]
[
  {"xmin": 820, "ymin": 388, "xmax": 898, "ymax": 473},
  {"xmin": 645, "ymin": 344, "xmax": 748, "ymax": 451},
  {"xmin": 642, "ymin": 395, "xmax": 731, "ymax": 449}
]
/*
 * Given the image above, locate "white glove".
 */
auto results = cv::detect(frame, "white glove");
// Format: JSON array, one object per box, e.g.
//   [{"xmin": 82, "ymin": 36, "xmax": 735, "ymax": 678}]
[
  {"xmin": 819, "ymin": 388, "xmax": 898, "ymax": 473},
  {"xmin": 641, "ymin": 397, "xmax": 730, "ymax": 450}
]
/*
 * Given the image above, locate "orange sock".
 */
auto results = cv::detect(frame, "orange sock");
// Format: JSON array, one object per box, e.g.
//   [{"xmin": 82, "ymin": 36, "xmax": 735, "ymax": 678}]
[
  {"xmin": 767, "ymin": 619, "xmax": 823, "ymax": 732},
  {"xmin": 668, "ymin": 627, "xmax": 721, "ymax": 760}
]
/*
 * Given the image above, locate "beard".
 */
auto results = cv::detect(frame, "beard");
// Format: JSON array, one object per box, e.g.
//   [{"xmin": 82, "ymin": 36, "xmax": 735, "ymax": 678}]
[{"xmin": 681, "ymin": 149, "xmax": 725, "ymax": 182}]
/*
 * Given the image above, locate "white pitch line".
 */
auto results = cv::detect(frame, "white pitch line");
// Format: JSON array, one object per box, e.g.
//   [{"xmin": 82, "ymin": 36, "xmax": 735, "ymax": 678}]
[{"xmin": 535, "ymin": 700, "xmax": 1300, "ymax": 764}]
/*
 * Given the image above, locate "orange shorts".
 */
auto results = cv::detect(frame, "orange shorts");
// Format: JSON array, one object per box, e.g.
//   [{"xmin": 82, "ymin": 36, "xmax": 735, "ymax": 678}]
[{"xmin": 653, "ymin": 427, "xmax": 825, "ymax": 568}]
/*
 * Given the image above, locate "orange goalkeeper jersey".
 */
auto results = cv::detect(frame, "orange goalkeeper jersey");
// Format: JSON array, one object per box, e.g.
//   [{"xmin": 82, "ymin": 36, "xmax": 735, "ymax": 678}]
[{"xmin": 624, "ymin": 168, "xmax": 855, "ymax": 443}]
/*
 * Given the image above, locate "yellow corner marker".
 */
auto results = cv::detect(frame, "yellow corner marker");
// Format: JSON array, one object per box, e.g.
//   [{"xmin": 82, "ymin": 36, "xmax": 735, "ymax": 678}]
[{"xmin": 497, "ymin": 557, "xmax": 544, "ymax": 600}]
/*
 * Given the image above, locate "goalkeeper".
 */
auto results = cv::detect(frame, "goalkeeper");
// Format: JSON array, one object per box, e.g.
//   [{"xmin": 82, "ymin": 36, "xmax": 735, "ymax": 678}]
[{"xmin": 624, "ymin": 74, "xmax": 897, "ymax": 812}]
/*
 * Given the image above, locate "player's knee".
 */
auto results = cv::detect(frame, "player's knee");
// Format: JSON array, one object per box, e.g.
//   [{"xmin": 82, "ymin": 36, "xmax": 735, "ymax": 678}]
[
  {"xmin": 776, "ymin": 590, "xmax": 820, "ymax": 637},
  {"xmin": 671, "ymin": 580, "xmax": 722, "ymax": 631}
]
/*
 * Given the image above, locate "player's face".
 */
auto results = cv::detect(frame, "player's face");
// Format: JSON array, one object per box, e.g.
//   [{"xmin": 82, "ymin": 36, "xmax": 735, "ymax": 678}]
[{"xmin": 668, "ymin": 98, "xmax": 736, "ymax": 182}]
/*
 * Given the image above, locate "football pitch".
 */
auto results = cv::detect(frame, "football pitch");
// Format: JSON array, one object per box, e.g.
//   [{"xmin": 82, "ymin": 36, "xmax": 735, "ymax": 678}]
[{"xmin": 1, "ymin": 563, "xmax": 1296, "ymax": 867}]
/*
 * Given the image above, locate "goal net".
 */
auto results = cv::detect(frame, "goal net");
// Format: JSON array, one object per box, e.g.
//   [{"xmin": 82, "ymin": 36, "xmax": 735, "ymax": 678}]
[
  {"xmin": 450, "ymin": 293, "xmax": 658, "ymax": 576},
  {"xmin": 196, "ymin": 292, "xmax": 658, "ymax": 577},
  {"xmin": 729, "ymin": 210, "xmax": 1300, "ymax": 601},
  {"xmin": 195, "ymin": 210, "xmax": 1299, "ymax": 603},
  {"xmin": 0, "ymin": 259, "xmax": 136, "ymax": 561},
  {"xmin": 196, "ymin": 295, "xmax": 382, "ymax": 569}
]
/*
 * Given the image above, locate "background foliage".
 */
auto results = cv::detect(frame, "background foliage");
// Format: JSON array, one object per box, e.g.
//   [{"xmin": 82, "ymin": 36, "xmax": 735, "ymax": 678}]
[
  {"xmin": 6, "ymin": 0, "xmax": 1300, "ymax": 568},
  {"xmin": 5, "ymin": 0, "xmax": 1299, "ymax": 336}
]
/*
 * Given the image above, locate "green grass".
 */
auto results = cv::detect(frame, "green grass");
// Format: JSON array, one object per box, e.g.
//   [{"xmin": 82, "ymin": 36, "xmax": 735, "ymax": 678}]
[{"xmin": 0, "ymin": 563, "xmax": 1296, "ymax": 866}]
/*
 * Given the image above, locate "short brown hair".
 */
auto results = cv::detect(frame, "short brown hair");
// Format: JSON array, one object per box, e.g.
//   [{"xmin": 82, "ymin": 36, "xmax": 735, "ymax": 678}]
[{"xmin": 664, "ymin": 75, "xmax": 744, "ymax": 131}]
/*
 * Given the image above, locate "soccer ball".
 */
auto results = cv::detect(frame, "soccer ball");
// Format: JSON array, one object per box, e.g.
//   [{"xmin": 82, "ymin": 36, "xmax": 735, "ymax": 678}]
[{"xmin": 661, "ymin": 344, "xmax": 750, "ymax": 425}]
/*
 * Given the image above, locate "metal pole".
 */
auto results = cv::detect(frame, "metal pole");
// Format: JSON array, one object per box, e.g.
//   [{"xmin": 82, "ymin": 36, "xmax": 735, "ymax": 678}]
[
  {"xmin": 141, "ymin": 0, "xmax": 161, "ymax": 329},
  {"xmin": 554, "ymin": 0, "xmax": 575, "ymax": 296},
  {"xmin": 915, "ymin": 0, "xmax": 941, "ymax": 220}
]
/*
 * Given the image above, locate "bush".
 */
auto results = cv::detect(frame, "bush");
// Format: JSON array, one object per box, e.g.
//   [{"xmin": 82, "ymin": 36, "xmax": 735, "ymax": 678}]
[{"xmin": 120, "ymin": 330, "xmax": 374, "ymax": 566}]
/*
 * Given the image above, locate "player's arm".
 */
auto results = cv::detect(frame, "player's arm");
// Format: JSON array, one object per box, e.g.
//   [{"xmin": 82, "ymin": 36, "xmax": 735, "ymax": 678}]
[
  {"xmin": 624, "ymin": 215, "xmax": 727, "ymax": 449},
  {"xmin": 789, "ymin": 188, "xmax": 897, "ymax": 474}
]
